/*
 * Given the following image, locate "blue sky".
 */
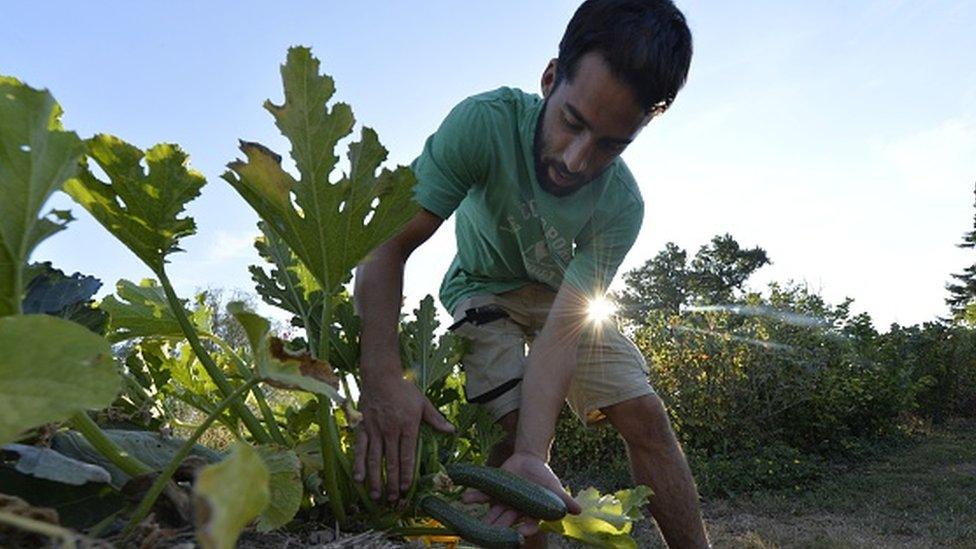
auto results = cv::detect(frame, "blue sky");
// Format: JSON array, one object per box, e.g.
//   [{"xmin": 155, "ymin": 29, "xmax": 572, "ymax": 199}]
[{"xmin": 3, "ymin": 1, "xmax": 974, "ymax": 328}]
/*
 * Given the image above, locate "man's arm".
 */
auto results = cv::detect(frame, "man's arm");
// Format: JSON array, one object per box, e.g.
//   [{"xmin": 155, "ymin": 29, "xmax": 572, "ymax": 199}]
[
  {"xmin": 465, "ymin": 282, "xmax": 586, "ymax": 533},
  {"xmin": 514, "ymin": 282, "xmax": 589, "ymax": 459},
  {"xmin": 353, "ymin": 208, "xmax": 455, "ymax": 503}
]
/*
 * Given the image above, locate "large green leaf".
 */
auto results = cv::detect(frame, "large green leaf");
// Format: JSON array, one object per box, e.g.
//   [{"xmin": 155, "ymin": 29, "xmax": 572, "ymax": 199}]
[
  {"xmin": 0, "ymin": 76, "xmax": 85, "ymax": 316},
  {"xmin": 193, "ymin": 442, "xmax": 270, "ymax": 549},
  {"xmin": 223, "ymin": 46, "xmax": 418, "ymax": 294},
  {"xmin": 541, "ymin": 485, "xmax": 652, "ymax": 549},
  {"xmin": 101, "ymin": 278, "xmax": 210, "ymax": 342},
  {"xmin": 63, "ymin": 134, "xmax": 205, "ymax": 274},
  {"xmin": 228, "ymin": 301, "xmax": 343, "ymax": 402},
  {"xmin": 255, "ymin": 446, "xmax": 302, "ymax": 531},
  {"xmin": 0, "ymin": 315, "xmax": 119, "ymax": 445}
]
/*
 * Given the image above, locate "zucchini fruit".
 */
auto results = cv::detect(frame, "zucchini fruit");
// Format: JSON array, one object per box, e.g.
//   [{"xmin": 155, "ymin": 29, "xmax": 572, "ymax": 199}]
[
  {"xmin": 419, "ymin": 495, "xmax": 522, "ymax": 549},
  {"xmin": 446, "ymin": 463, "xmax": 568, "ymax": 521}
]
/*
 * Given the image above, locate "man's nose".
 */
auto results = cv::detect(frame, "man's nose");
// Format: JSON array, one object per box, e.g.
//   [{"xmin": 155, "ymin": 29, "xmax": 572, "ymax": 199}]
[{"xmin": 563, "ymin": 135, "xmax": 593, "ymax": 174}]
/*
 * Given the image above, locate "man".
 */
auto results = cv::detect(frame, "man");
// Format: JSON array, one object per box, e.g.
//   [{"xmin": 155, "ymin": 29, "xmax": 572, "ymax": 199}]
[{"xmin": 353, "ymin": 0, "xmax": 708, "ymax": 546}]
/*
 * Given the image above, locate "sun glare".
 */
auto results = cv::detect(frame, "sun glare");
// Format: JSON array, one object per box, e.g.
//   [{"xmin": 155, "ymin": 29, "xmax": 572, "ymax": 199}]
[{"xmin": 587, "ymin": 296, "xmax": 617, "ymax": 323}]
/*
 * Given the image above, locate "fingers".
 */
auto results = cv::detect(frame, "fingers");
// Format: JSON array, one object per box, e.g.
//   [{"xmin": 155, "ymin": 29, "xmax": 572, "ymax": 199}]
[
  {"xmin": 383, "ymin": 433, "xmax": 400, "ymax": 502},
  {"xmin": 399, "ymin": 426, "xmax": 418, "ymax": 493},
  {"xmin": 422, "ymin": 399, "xmax": 456, "ymax": 433},
  {"xmin": 561, "ymin": 490, "xmax": 583, "ymax": 515},
  {"xmin": 517, "ymin": 518, "xmax": 540, "ymax": 537},
  {"xmin": 461, "ymin": 488, "xmax": 490, "ymax": 504},
  {"xmin": 367, "ymin": 431, "xmax": 383, "ymax": 500},
  {"xmin": 484, "ymin": 503, "xmax": 507, "ymax": 525},
  {"xmin": 491, "ymin": 508, "xmax": 520, "ymax": 528}
]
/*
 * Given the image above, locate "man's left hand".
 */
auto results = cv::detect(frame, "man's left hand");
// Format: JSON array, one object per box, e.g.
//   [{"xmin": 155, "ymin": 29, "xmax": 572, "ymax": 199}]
[{"xmin": 461, "ymin": 452, "xmax": 582, "ymax": 536}]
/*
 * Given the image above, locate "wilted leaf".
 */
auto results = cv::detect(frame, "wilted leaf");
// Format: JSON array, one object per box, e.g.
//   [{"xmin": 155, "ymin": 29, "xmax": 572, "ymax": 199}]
[
  {"xmin": 540, "ymin": 485, "xmax": 651, "ymax": 549},
  {"xmin": 0, "ymin": 315, "xmax": 119, "ymax": 445},
  {"xmin": 228, "ymin": 301, "xmax": 343, "ymax": 402},
  {"xmin": 223, "ymin": 46, "xmax": 418, "ymax": 294},
  {"xmin": 2, "ymin": 443, "xmax": 112, "ymax": 485},
  {"xmin": 21, "ymin": 262, "xmax": 107, "ymax": 334},
  {"xmin": 0, "ymin": 76, "xmax": 85, "ymax": 316},
  {"xmin": 63, "ymin": 134, "xmax": 205, "ymax": 274},
  {"xmin": 193, "ymin": 442, "xmax": 270, "ymax": 549},
  {"xmin": 255, "ymin": 446, "xmax": 302, "ymax": 531},
  {"xmin": 52, "ymin": 428, "xmax": 221, "ymax": 489}
]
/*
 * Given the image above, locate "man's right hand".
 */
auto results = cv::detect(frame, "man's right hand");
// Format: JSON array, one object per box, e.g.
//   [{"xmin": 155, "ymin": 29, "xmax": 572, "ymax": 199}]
[{"xmin": 353, "ymin": 375, "xmax": 455, "ymax": 502}]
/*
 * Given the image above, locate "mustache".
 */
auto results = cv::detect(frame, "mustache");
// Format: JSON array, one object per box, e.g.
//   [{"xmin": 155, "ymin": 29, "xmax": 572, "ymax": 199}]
[{"xmin": 544, "ymin": 159, "xmax": 582, "ymax": 182}]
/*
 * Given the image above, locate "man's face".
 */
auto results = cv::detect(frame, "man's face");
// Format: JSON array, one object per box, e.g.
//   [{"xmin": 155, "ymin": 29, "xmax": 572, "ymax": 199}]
[{"xmin": 534, "ymin": 52, "xmax": 653, "ymax": 196}]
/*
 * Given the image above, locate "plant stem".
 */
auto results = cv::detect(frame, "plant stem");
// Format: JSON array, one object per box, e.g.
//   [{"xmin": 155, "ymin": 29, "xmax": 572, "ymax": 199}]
[
  {"xmin": 209, "ymin": 334, "xmax": 287, "ymax": 445},
  {"xmin": 157, "ymin": 270, "xmax": 271, "ymax": 444},
  {"xmin": 68, "ymin": 412, "xmax": 151, "ymax": 477},
  {"xmin": 317, "ymin": 397, "xmax": 347, "ymax": 524},
  {"xmin": 122, "ymin": 378, "xmax": 261, "ymax": 536}
]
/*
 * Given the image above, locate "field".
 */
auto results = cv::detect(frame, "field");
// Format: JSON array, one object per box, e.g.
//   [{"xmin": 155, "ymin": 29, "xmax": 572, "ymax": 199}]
[{"xmin": 607, "ymin": 419, "xmax": 976, "ymax": 548}]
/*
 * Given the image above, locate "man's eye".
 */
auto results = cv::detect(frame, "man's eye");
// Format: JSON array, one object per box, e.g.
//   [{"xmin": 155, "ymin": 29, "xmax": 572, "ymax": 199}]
[{"xmin": 563, "ymin": 117, "xmax": 583, "ymax": 131}]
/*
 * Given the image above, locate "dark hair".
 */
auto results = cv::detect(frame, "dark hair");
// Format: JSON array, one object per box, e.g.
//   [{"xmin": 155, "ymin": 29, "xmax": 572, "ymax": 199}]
[{"xmin": 557, "ymin": 0, "xmax": 693, "ymax": 114}]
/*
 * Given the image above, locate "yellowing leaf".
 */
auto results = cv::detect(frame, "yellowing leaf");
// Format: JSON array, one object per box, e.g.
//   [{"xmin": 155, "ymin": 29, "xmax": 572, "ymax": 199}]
[
  {"xmin": 255, "ymin": 446, "xmax": 302, "ymax": 532},
  {"xmin": 228, "ymin": 301, "xmax": 343, "ymax": 402},
  {"xmin": 0, "ymin": 76, "xmax": 84, "ymax": 316},
  {"xmin": 541, "ymin": 485, "xmax": 651, "ymax": 549},
  {"xmin": 193, "ymin": 443, "xmax": 270, "ymax": 549},
  {"xmin": 64, "ymin": 135, "xmax": 205, "ymax": 275},
  {"xmin": 223, "ymin": 47, "xmax": 418, "ymax": 294},
  {"xmin": 0, "ymin": 315, "xmax": 119, "ymax": 445}
]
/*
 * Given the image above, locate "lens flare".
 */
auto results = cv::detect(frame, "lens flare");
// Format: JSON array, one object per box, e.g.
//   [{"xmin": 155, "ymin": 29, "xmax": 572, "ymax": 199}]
[{"xmin": 587, "ymin": 296, "xmax": 616, "ymax": 323}]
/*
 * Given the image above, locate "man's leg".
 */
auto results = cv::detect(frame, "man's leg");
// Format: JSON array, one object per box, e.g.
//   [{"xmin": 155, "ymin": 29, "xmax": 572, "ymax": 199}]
[
  {"xmin": 601, "ymin": 394, "xmax": 709, "ymax": 548},
  {"xmin": 488, "ymin": 410, "xmax": 548, "ymax": 549}
]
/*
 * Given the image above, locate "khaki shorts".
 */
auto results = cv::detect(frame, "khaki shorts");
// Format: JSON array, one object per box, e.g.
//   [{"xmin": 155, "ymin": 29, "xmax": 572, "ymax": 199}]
[{"xmin": 450, "ymin": 283, "xmax": 653, "ymax": 426}]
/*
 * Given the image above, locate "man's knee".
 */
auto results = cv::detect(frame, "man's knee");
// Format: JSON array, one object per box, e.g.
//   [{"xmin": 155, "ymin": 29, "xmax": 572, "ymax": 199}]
[{"xmin": 604, "ymin": 394, "xmax": 677, "ymax": 452}]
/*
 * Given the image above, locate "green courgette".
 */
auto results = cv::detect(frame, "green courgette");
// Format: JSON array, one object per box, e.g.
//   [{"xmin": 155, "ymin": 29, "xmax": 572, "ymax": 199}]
[
  {"xmin": 419, "ymin": 495, "xmax": 522, "ymax": 549},
  {"xmin": 445, "ymin": 463, "xmax": 568, "ymax": 521}
]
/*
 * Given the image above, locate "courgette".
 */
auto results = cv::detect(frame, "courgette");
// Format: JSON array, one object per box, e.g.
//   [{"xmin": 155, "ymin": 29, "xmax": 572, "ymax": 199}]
[
  {"xmin": 419, "ymin": 495, "xmax": 522, "ymax": 549},
  {"xmin": 445, "ymin": 463, "xmax": 567, "ymax": 521}
]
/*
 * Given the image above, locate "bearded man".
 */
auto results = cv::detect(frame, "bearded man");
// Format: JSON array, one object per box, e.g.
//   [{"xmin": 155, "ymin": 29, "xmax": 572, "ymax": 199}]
[{"xmin": 354, "ymin": 1, "xmax": 708, "ymax": 546}]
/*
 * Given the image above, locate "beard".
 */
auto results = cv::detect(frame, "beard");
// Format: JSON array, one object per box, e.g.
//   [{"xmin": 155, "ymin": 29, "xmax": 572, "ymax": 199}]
[{"xmin": 533, "ymin": 98, "xmax": 590, "ymax": 198}]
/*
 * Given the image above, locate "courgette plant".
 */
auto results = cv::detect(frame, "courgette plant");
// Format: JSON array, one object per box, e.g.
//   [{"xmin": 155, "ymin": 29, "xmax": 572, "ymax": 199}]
[{"xmin": 0, "ymin": 49, "xmax": 651, "ymax": 549}]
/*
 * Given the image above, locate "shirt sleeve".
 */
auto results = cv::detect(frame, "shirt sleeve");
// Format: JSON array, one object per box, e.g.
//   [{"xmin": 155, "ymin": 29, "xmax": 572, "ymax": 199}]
[
  {"xmin": 562, "ymin": 197, "xmax": 644, "ymax": 297},
  {"xmin": 410, "ymin": 97, "xmax": 491, "ymax": 220}
]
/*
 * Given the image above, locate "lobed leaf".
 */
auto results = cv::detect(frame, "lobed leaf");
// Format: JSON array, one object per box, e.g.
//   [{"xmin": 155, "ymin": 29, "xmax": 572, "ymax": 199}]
[
  {"xmin": 101, "ymin": 278, "xmax": 210, "ymax": 343},
  {"xmin": 0, "ymin": 76, "xmax": 85, "ymax": 316},
  {"xmin": 401, "ymin": 295, "xmax": 463, "ymax": 394},
  {"xmin": 63, "ymin": 134, "xmax": 205, "ymax": 274},
  {"xmin": 249, "ymin": 220, "xmax": 324, "ymax": 344},
  {"xmin": 540, "ymin": 485, "xmax": 652, "ymax": 549},
  {"xmin": 193, "ymin": 442, "xmax": 270, "ymax": 549},
  {"xmin": 0, "ymin": 315, "xmax": 119, "ymax": 445},
  {"xmin": 223, "ymin": 46, "xmax": 419, "ymax": 294}
]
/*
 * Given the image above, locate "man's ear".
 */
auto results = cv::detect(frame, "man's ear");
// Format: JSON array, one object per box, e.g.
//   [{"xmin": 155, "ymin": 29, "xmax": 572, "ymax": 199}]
[{"xmin": 541, "ymin": 58, "xmax": 558, "ymax": 98}]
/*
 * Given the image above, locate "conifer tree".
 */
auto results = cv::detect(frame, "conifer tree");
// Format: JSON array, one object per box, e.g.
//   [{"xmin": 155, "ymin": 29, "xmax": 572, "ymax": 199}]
[{"xmin": 946, "ymin": 182, "xmax": 976, "ymax": 321}]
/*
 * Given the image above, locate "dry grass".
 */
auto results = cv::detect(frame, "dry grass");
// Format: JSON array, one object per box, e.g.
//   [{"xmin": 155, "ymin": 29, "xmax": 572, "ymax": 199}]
[{"xmin": 614, "ymin": 418, "xmax": 976, "ymax": 548}]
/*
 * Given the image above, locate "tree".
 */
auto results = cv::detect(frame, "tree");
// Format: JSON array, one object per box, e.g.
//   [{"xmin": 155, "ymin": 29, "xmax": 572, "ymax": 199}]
[
  {"xmin": 616, "ymin": 234, "xmax": 770, "ymax": 327},
  {"xmin": 946, "ymin": 182, "xmax": 976, "ymax": 323},
  {"xmin": 688, "ymin": 234, "xmax": 771, "ymax": 304}
]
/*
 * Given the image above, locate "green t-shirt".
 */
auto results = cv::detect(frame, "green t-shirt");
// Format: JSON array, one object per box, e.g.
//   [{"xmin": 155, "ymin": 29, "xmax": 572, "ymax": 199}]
[{"xmin": 411, "ymin": 87, "xmax": 644, "ymax": 314}]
